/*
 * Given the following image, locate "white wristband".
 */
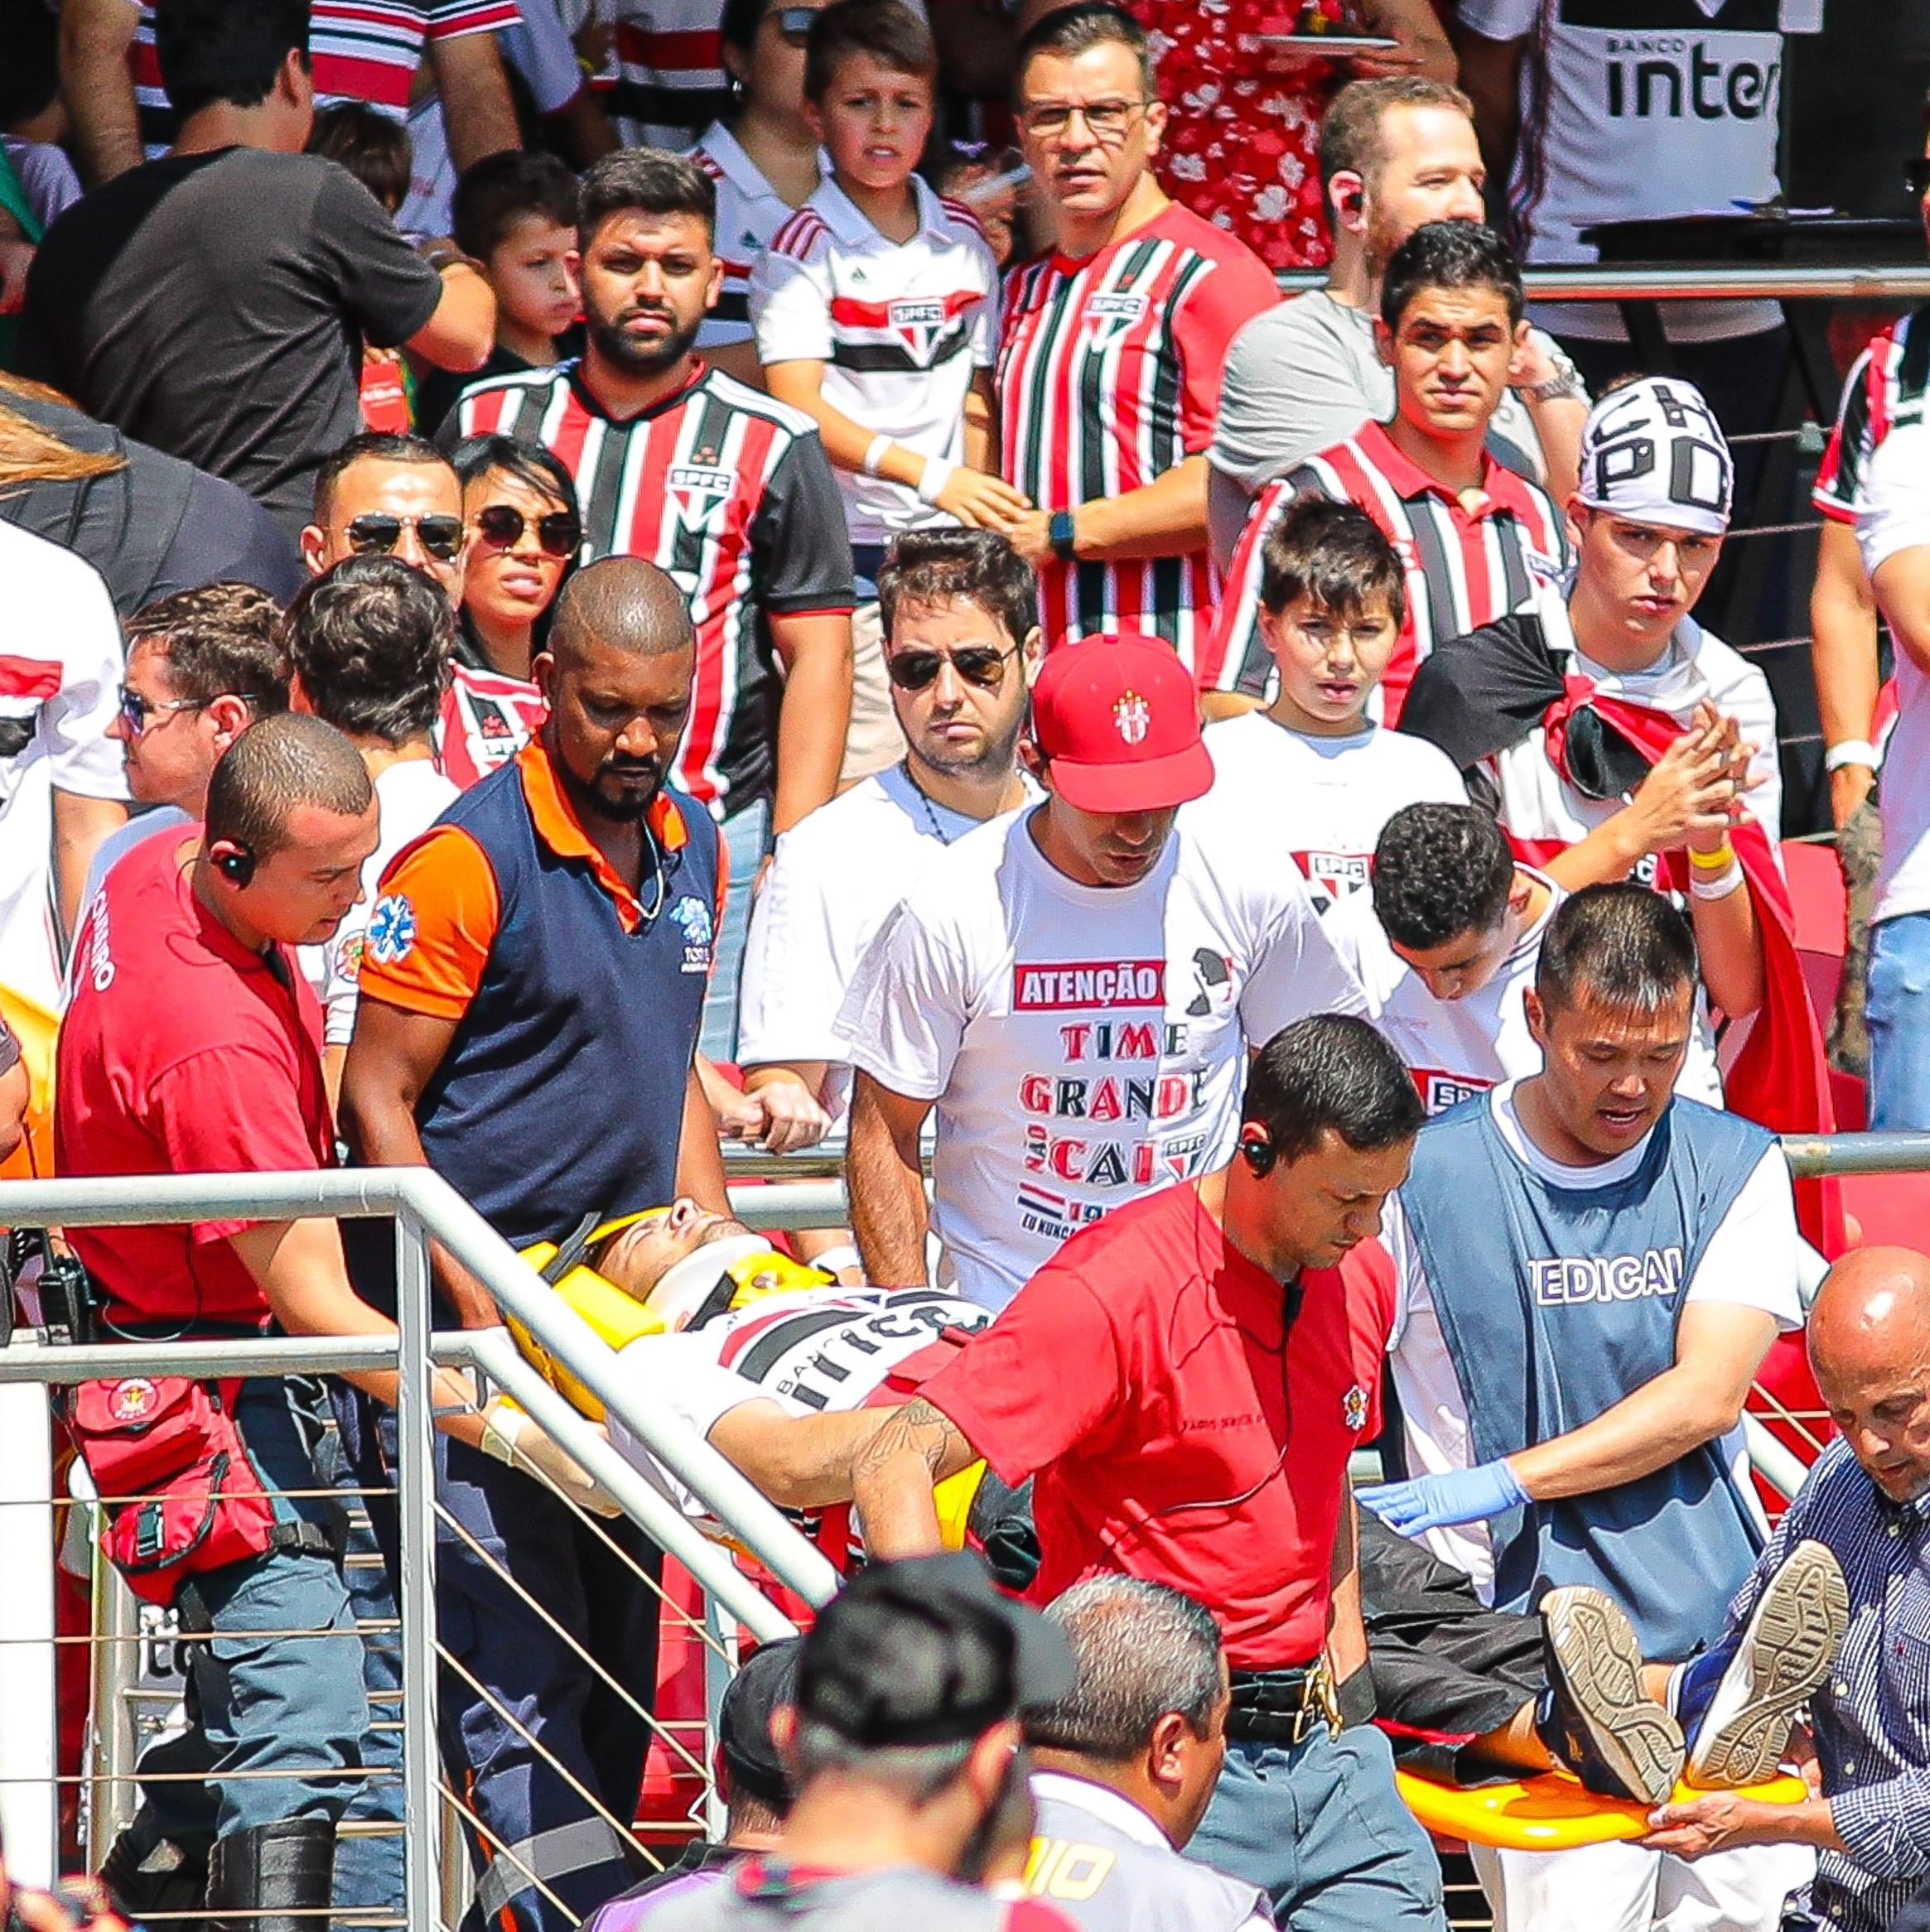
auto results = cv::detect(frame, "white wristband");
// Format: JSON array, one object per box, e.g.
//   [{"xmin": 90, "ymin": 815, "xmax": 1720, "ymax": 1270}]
[
  {"xmin": 916, "ymin": 456, "xmax": 957, "ymax": 506},
  {"xmin": 861, "ymin": 435, "xmax": 892, "ymax": 478},
  {"xmin": 1689, "ymin": 862, "xmax": 1746, "ymax": 901},
  {"xmin": 1824, "ymin": 738, "xmax": 1880, "ymax": 774},
  {"xmin": 811, "ymin": 1244, "xmax": 862, "ymax": 1277}
]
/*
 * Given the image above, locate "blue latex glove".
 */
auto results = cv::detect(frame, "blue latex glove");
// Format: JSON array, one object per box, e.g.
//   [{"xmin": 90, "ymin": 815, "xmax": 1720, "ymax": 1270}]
[{"xmin": 1357, "ymin": 1457, "xmax": 1529, "ymax": 1534}]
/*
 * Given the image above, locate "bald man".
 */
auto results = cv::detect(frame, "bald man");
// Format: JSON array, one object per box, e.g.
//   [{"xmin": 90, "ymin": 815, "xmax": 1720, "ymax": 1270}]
[
  {"xmin": 1633, "ymin": 1246, "xmax": 1930, "ymax": 1932},
  {"xmin": 338, "ymin": 556, "xmax": 732, "ymax": 1932}
]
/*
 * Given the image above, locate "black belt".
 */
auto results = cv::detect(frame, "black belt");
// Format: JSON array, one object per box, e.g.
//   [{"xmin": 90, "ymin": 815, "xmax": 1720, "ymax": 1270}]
[{"xmin": 1227, "ymin": 1660, "xmax": 1339, "ymax": 1747}]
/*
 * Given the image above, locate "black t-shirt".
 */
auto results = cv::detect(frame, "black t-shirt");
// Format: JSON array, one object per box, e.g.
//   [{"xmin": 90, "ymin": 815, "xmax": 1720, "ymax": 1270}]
[
  {"xmin": 0, "ymin": 387, "xmax": 302, "ymax": 614},
  {"xmin": 17, "ymin": 147, "xmax": 444, "ymax": 537}
]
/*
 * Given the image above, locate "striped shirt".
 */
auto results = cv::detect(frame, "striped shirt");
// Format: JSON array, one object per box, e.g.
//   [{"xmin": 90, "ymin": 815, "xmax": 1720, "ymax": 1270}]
[
  {"xmin": 608, "ymin": 0, "xmax": 731, "ymax": 148},
  {"xmin": 1815, "ymin": 305, "xmax": 1930, "ymax": 524},
  {"xmin": 1205, "ymin": 421, "xmax": 1569, "ymax": 720},
  {"xmin": 996, "ymin": 202, "xmax": 1278, "ymax": 672},
  {"xmin": 446, "ymin": 359, "xmax": 852, "ymax": 820},
  {"xmin": 1713, "ymin": 1439, "xmax": 1930, "ymax": 1932},
  {"xmin": 131, "ymin": 0, "xmax": 518, "ymax": 152}
]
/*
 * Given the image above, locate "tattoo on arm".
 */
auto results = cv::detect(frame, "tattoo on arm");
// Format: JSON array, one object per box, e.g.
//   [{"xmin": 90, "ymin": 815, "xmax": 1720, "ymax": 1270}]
[{"xmin": 851, "ymin": 1399, "xmax": 970, "ymax": 1486}]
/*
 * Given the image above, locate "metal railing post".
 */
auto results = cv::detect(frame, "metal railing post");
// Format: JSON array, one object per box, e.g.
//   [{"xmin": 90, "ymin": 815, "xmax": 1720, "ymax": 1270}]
[{"xmin": 394, "ymin": 1208, "xmax": 443, "ymax": 1932}]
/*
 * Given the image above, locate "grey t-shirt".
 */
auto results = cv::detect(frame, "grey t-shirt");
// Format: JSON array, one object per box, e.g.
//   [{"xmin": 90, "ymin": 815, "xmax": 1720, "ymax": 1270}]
[
  {"xmin": 1206, "ymin": 289, "xmax": 1561, "ymax": 562},
  {"xmin": 18, "ymin": 147, "xmax": 443, "ymax": 538}
]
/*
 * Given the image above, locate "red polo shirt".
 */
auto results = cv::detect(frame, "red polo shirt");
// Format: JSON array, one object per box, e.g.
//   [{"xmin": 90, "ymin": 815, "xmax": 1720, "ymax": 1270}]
[
  {"xmin": 919, "ymin": 1180, "xmax": 1395, "ymax": 1670},
  {"xmin": 55, "ymin": 830, "xmax": 333, "ymax": 1327}
]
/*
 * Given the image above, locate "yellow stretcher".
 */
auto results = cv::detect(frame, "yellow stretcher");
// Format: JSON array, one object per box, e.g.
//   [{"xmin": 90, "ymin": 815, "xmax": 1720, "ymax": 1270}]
[{"xmin": 1397, "ymin": 1769, "xmax": 1809, "ymax": 1852}]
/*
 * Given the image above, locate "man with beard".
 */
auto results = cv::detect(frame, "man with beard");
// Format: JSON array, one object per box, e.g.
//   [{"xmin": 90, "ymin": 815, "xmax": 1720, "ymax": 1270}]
[
  {"xmin": 445, "ymin": 147, "xmax": 856, "ymax": 1060},
  {"xmin": 339, "ymin": 556, "xmax": 731, "ymax": 1932}
]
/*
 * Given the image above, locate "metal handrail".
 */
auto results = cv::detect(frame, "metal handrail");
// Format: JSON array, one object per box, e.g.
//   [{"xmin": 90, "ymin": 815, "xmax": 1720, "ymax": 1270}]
[{"xmin": 1271, "ymin": 263, "xmax": 1930, "ymax": 301}]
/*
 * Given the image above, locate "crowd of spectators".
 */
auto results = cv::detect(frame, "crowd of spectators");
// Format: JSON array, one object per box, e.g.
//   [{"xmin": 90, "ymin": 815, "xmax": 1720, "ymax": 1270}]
[{"xmin": 7, "ymin": 2, "xmax": 1930, "ymax": 1932}]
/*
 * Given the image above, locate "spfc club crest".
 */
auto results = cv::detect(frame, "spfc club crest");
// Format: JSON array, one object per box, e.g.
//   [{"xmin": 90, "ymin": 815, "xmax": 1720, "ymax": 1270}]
[
  {"xmin": 667, "ymin": 463, "xmax": 735, "ymax": 532},
  {"xmin": 888, "ymin": 296, "xmax": 948, "ymax": 363},
  {"xmin": 1083, "ymin": 288, "xmax": 1149, "ymax": 344}
]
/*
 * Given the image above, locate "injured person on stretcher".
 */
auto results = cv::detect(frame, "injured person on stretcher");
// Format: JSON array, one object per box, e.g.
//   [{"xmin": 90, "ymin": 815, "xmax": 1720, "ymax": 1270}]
[{"xmin": 510, "ymin": 1199, "xmax": 1847, "ymax": 1842}]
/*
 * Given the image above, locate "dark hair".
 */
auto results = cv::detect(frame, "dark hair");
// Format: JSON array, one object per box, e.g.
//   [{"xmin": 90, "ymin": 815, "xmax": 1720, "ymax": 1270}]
[
  {"xmin": 1537, "ymin": 884, "xmax": 1699, "ymax": 1017},
  {"xmin": 0, "ymin": 0, "xmax": 61, "ymax": 130},
  {"xmin": 1027, "ymin": 1579, "xmax": 1223, "ymax": 1762},
  {"xmin": 205, "ymin": 713, "xmax": 373, "ymax": 860},
  {"xmin": 452, "ymin": 149, "xmax": 581, "ymax": 263},
  {"xmin": 876, "ymin": 529, "xmax": 1037, "ymax": 653},
  {"xmin": 312, "ymin": 431, "xmax": 456, "ymax": 522},
  {"xmin": 719, "ymin": 0, "xmax": 770, "ymax": 55},
  {"xmin": 804, "ymin": 0, "xmax": 938, "ymax": 99},
  {"xmin": 128, "ymin": 582, "xmax": 292, "ymax": 715},
  {"xmin": 1242, "ymin": 1013, "xmax": 1425, "ymax": 1164},
  {"xmin": 306, "ymin": 101, "xmax": 411, "ymax": 214},
  {"xmin": 155, "ymin": 0, "xmax": 309, "ymax": 123},
  {"xmin": 1014, "ymin": 2, "xmax": 1153, "ymax": 103},
  {"xmin": 1259, "ymin": 496, "xmax": 1406, "ymax": 629},
  {"xmin": 1318, "ymin": 76, "xmax": 1474, "ymax": 200},
  {"xmin": 1381, "ymin": 219, "xmax": 1523, "ymax": 331},
  {"xmin": 578, "ymin": 149, "xmax": 717, "ymax": 251},
  {"xmin": 282, "ymin": 555, "xmax": 452, "ymax": 746},
  {"xmin": 1372, "ymin": 803, "xmax": 1515, "ymax": 952},
  {"xmin": 450, "ymin": 432, "xmax": 581, "ymax": 515}
]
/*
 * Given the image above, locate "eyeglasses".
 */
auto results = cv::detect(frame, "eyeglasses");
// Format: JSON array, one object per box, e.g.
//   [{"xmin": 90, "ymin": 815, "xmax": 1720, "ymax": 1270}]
[
  {"xmin": 345, "ymin": 512, "xmax": 466, "ymax": 561},
  {"xmin": 1016, "ymin": 97, "xmax": 1150, "ymax": 143},
  {"xmin": 1908, "ymin": 157, "xmax": 1930, "ymax": 199},
  {"xmin": 473, "ymin": 503, "xmax": 582, "ymax": 558},
  {"xmin": 770, "ymin": 6, "xmax": 818, "ymax": 43},
  {"xmin": 118, "ymin": 687, "xmax": 208, "ymax": 737},
  {"xmin": 884, "ymin": 643, "xmax": 1018, "ymax": 691}
]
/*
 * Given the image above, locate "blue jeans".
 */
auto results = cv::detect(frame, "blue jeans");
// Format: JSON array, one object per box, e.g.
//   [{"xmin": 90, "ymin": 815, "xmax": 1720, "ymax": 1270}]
[
  {"xmin": 1868, "ymin": 912, "xmax": 1930, "ymax": 1129},
  {"xmin": 181, "ymin": 1380, "xmax": 374, "ymax": 1841},
  {"xmin": 1187, "ymin": 1725, "xmax": 1447, "ymax": 1931},
  {"xmin": 700, "ymin": 797, "xmax": 771, "ymax": 1062}
]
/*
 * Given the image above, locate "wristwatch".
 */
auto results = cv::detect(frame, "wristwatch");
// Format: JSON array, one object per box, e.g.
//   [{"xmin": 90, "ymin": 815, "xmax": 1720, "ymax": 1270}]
[
  {"xmin": 1049, "ymin": 508, "xmax": 1079, "ymax": 562},
  {"xmin": 1527, "ymin": 366, "xmax": 1586, "ymax": 405}
]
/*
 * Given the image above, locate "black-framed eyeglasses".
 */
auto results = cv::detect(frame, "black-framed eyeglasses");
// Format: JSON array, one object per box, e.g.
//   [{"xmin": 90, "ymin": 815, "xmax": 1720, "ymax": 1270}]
[
  {"xmin": 1017, "ymin": 97, "xmax": 1151, "ymax": 143},
  {"xmin": 1908, "ymin": 157, "xmax": 1930, "ymax": 199},
  {"xmin": 770, "ymin": 6, "xmax": 818, "ymax": 43},
  {"xmin": 345, "ymin": 512, "xmax": 466, "ymax": 561},
  {"xmin": 884, "ymin": 642, "xmax": 1019, "ymax": 691},
  {"xmin": 474, "ymin": 503, "xmax": 583, "ymax": 558}
]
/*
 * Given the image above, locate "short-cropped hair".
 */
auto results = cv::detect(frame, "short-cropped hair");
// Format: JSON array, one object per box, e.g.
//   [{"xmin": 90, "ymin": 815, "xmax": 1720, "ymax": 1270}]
[
  {"xmin": 128, "ymin": 582, "xmax": 292, "ymax": 715},
  {"xmin": 313, "ymin": 432, "xmax": 456, "ymax": 523},
  {"xmin": 1537, "ymin": 884, "xmax": 1699, "ymax": 1017},
  {"xmin": 1026, "ymin": 1579, "xmax": 1223, "ymax": 1761},
  {"xmin": 876, "ymin": 529, "xmax": 1038, "ymax": 653},
  {"xmin": 453, "ymin": 149, "xmax": 581, "ymax": 263},
  {"xmin": 1242, "ymin": 1012, "xmax": 1425, "ymax": 1164},
  {"xmin": 1014, "ymin": 3, "xmax": 1152, "ymax": 103},
  {"xmin": 1381, "ymin": 219, "xmax": 1523, "ymax": 332},
  {"xmin": 1259, "ymin": 496, "xmax": 1406, "ymax": 629},
  {"xmin": 1318, "ymin": 77, "xmax": 1474, "ymax": 200},
  {"xmin": 1372, "ymin": 803, "xmax": 1515, "ymax": 952},
  {"xmin": 205, "ymin": 713, "xmax": 374, "ymax": 860},
  {"xmin": 306, "ymin": 102, "xmax": 412, "ymax": 214},
  {"xmin": 578, "ymin": 149, "xmax": 717, "ymax": 251},
  {"xmin": 804, "ymin": 0, "xmax": 937, "ymax": 99},
  {"xmin": 282, "ymin": 555, "xmax": 453, "ymax": 746},
  {"xmin": 156, "ymin": 0, "xmax": 307, "ymax": 122}
]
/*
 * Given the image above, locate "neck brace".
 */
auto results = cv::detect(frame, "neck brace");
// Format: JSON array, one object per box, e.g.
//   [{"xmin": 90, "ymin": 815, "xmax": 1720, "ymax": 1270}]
[{"xmin": 645, "ymin": 1233, "xmax": 780, "ymax": 1329}]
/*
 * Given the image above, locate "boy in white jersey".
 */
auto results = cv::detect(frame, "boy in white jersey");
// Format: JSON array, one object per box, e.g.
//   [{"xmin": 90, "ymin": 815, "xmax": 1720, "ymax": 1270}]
[
  {"xmin": 751, "ymin": 0, "xmax": 1026, "ymax": 782},
  {"xmin": 1190, "ymin": 497, "xmax": 1465, "ymax": 924}
]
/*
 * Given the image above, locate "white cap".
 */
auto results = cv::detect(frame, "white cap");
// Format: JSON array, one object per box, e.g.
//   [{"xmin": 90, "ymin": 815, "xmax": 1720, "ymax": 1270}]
[{"xmin": 1573, "ymin": 376, "xmax": 1734, "ymax": 537}]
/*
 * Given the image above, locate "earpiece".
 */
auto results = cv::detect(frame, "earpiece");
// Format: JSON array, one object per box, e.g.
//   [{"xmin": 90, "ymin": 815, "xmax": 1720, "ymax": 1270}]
[
  {"xmin": 1240, "ymin": 1135, "xmax": 1277, "ymax": 1178},
  {"xmin": 212, "ymin": 842, "xmax": 257, "ymax": 887}
]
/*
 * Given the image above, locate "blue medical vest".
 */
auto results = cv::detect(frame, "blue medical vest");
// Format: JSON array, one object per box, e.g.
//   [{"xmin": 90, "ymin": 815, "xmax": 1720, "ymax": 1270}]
[
  {"xmin": 1400, "ymin": 1094, "xmax": 1770, "ymax": 1656},
  {"xmin": 416, "ymin": 759, "xmax": 719, "ymax": 1250}
]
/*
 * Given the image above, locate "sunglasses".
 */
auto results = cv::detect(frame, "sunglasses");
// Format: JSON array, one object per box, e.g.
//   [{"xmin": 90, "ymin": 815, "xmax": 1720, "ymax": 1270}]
[
  {"xmin": 884, "ymin": 643, "xmax": 1017, "ymax": 691},
  {"xmin": 474, "ymin": 503, "xmax": 582, "ymax": 558},
  {"xmin": 770, "ymin": 5, "xmax": 818, "ymax": 42},
  {"xmin": 345, "ymin": 512, "xmax": 466, "ymax": 561},
  {"xmin": 1909, "ymin": 157, "xmax": 1930, "ymax": 198},
  {"xmin": 118, "ymin": 687, "xmax": 206, "ymax": 737}
]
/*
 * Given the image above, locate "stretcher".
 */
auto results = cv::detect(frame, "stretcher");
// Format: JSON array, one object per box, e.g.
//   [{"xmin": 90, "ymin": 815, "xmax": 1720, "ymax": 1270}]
[{"xmin": 1396, "ymin": 1768, "xmax": 1809, "ymax": 1851}]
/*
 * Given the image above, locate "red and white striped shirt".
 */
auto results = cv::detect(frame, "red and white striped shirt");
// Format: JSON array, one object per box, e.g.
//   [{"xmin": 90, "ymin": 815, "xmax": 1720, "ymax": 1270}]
[
  {"xmin": 448, "ymin": 359, "xmax": 852, "ymax": 820},
  {"xmin": 1206, "ymin": 421, "xmax": 1569, "ymax": 721},
  {"xmin": 608, "ymin": 0, "xmax": 730, "ymax": 148},
  {"xmin": 436, "ymin": 653, "xmax": 548, "ymax": 792},
  {"xmin": 996, "ymin": 202, "xmax": 1278, "ymax": 673},
  {"xmin": 131, "ymin": 0, "xmax": 517, "ymax": 152},
  {"xmin": 1814, "ymin": 305, "xmax": 1930, "ymax": 525}
]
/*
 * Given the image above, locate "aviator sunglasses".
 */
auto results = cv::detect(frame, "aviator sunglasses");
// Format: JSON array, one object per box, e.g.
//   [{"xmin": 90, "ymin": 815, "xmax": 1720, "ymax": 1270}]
[
  {"xmin": 473, "ymin": 503, "xmax": 583, "ymax": 558},
  {"xmin": 884, "ymin": 642, "xmax": 1019, "ymax": 691},
  {"xmin": 345, "ymin": 512, "xmax": 466, "ymax": 561}
]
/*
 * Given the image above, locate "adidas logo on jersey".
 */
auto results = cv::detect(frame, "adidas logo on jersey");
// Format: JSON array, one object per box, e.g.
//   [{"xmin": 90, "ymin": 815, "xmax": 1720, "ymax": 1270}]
[
  {"xmin": 1603, "ymin": 41, "xmax": 1779, "ymax": 120},
  {"xmin": 1528, "ymin": 1247, "xmax": 1686, "ymax": 1307}
]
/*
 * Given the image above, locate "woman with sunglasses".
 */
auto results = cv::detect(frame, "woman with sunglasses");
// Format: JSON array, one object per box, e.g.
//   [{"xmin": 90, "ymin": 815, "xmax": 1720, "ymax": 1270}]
[{"xmin": 441, "ymin": 435, "xmax": 581, "ymax": 789}]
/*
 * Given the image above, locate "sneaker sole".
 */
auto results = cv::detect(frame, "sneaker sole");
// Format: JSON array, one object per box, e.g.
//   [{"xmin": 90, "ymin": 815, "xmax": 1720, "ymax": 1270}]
[
  {"xmin": 1542, "ymin": 1586, "xmax": 1686, "ymax": 1807},
  {"xmin": 1687, "ymin": 1539, "xmax": 1848, "ymax": 1789}
]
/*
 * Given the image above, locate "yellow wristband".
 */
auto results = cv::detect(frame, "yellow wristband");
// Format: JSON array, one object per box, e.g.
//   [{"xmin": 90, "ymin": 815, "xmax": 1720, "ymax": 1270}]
[{"xmin": 1688, "ymin": 842, "xmax": 1737, "ymax": 872}]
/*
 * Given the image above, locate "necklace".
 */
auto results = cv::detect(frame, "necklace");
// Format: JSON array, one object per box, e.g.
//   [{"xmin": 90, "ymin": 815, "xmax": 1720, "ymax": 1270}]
[{"xmin": 901, "ymin": 759, "xmax": 957, "ymax": 846}]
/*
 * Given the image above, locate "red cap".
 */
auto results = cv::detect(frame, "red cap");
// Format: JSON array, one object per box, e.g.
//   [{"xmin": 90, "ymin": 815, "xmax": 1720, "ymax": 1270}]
[{"xmin": 1031, "ymin": 634, "xmax": 1214, "ymax": 813}]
